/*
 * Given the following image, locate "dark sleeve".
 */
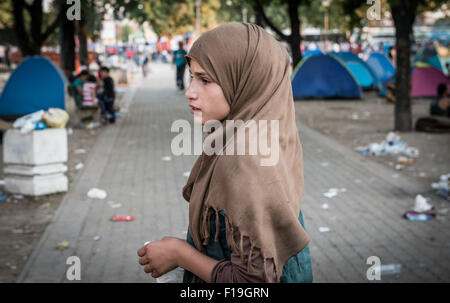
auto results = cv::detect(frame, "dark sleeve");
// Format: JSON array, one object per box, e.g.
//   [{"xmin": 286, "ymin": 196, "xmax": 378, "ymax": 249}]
[
  {"xmin": 210, "ymin": 228, "xmax": 276, "ymax": 283},
  {"xmin": 103, "ymin": 77, "xmax": 115, "ymax": 98}
]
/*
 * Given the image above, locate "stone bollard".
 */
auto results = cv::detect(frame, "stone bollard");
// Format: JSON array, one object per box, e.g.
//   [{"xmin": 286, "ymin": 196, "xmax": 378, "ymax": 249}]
[{"xmin": 3, "ymin": 128, "xmax": 68, "ymax": 196}]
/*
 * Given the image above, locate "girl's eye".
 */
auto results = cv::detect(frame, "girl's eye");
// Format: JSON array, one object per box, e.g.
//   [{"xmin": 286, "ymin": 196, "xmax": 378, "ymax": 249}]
[{"xmin": 201, "ymin": 78, "xmax": 210, "ymax": 85}]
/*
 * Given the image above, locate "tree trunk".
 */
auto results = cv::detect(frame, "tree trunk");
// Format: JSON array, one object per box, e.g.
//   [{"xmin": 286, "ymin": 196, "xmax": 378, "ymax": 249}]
[
  {"xmin": 60, "ymin": 3, "xmax": 76, "ymax": 77},
  {"xmin": 12, "ymin": 0, "xmax": 59, "ymax": 57},
  {"xmin": 391, "ymin": 0, "xmax": 418, "ymax": 132},
  {"xmin": 288, "ymin": 0, "xmax": 302, "ymax": 68},
  {"xmin": 254, "ymin": 0, "xmax": 302, "ymax": 68},
  {"xmin": 77, "ymin": 18, "xmax": 89, "ymax": 68},
  {"xmin": 12, "ymin": 0, "xmax": 38, "ymax": 56},
  {"xmin": 252, "ymin": 5, "xmax": 263, "ymax": 27},
  {"xmin": 28, "ymin": 0, "xmax": 43, "ymax": 52}
]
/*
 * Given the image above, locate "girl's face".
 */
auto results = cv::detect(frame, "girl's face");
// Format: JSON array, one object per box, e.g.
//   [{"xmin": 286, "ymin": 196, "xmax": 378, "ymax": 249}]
[{"xmin": 185, "ymin": 59, "xmax": 230, "ymax": 125}]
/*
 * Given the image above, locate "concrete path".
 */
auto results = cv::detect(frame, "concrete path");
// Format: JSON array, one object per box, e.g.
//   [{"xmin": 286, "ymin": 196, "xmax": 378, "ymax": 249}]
[{"xmin": 18, "ymin": 63, "xmax": 450, "ymax": 283}]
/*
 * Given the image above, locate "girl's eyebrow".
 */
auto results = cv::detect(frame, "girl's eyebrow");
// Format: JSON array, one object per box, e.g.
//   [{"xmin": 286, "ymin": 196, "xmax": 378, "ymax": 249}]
[{"xmin": 192, "ymin": 71, "xmax": 209, "ymax": 77}]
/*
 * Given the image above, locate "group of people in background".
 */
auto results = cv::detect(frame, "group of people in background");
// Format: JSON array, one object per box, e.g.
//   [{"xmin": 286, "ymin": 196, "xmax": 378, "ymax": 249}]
[{"xmin": 70, "ymin": 66, "xmax": 117, "ymax": 124}]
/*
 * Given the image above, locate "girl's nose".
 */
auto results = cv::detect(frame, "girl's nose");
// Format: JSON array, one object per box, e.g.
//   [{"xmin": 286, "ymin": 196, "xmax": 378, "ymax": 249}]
[{"xmin": 185, "ymin": 82, "xmax": 197, "ymax": 100}]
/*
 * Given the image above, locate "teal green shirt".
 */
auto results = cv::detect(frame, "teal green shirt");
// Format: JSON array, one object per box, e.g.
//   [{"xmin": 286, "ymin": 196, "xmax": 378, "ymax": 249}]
[
  {"xmin": 183, "ymin": 210, "xmax": 313, "ymax": 283},
  {"xmin": 71, "ymin": 78, "xmax": 85, "ymax": 106},
  {"xmin": 173, "ymin": 49, "xmax": 187, "ymax": 67}
]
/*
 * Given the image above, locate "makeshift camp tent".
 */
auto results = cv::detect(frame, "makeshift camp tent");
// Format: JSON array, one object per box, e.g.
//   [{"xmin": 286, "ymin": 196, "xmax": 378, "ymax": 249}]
[
  {"xmin": 366, "ymin": 52, "xmax": 396, "ymax": 96},
  {"xmin": 411, "ymin": 66, "xmax": 450, "ymax": 98},
  {"xmin": 303, "ymin": 49, "xmax": 323, "ymax": 59},
  {"xmin": 366, "ymin": 52, "xmax": 396, "ymax": 85},
  {"xmin": 331, "ymin": 51, "xmax": 378, "ymax": 89},
  {"xmin": 414, "ymin": 43, "xmax": 450, "ymax": 76},
  {"xmin": 0, "ymin": 56, "xmax": 67, "ymax": 119},
  {"xmin": 291, "ymin": 54, "xmax": 362, "ymax": 99}
]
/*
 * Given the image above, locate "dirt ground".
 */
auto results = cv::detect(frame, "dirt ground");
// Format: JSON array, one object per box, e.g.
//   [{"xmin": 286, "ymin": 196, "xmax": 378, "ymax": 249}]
[
  {"xmin": 294, "ymin": 91, "xmax": 450, "ymax": 197},
  {"xmin": 0, "ymin": 125, "xmax": 103, "ymax": 282}
]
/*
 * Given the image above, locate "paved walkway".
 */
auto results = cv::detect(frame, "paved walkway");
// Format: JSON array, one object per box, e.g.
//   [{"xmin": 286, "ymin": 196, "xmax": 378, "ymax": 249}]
[{"xmin": 18, "ymin": 63, "xmax": 450, "ymax": 283}]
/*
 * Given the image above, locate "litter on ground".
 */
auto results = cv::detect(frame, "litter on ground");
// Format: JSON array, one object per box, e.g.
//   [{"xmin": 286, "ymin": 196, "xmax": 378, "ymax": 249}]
[
  {"xmin": 110, "ymin": 215, "xmax": 135, "ymax": 222},
  {"xmin": 413, "ymin": 194, "xmax": 433, "ymax": 212},
  {"xmin": 87, "ymin": 188, "xmax": 107, "ymax": 199},
  {"xmin": 380, "ymin": 264, "xmax": 402, "ymax": 275},
  {"xmin": 403, "ymin": 210, "xmax": 436, "ymax": 221},
  {"xmin": 356, "ymin": 132, "xmax": 419, "ymax": 159},
  {"xmin": 56, "ymin": 240, "xmax": 70, "ymax": 250},
  {"xmin": 107, "ymin": 200, "xmax": 122, "ymax": 208},
  {"xmin": 323, "ymin": 188, "xmax": 346, "ymax": 198},
  {"xmin": 431, "ymin": 174, "xmax": 449, "ymax": 199}
]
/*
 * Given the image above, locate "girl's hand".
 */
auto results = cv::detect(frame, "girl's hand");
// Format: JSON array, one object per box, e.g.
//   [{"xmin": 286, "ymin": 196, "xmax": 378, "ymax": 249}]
[{"xmin": 137, "ymin": 237, "xmax": 185, "ymax": 278}]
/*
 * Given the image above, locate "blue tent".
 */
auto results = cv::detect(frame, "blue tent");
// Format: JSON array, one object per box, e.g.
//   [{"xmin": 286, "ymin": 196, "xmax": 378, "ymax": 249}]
[
  {"xmin": 0, "ymin": 56, "xmax": 67, "ymax": 118},
  {"xmin": 330, "ymin": 51, "xmax": 378, "ymax": 89},
  {"xmin": 366, "ymin": 53, "xmax": 395, "ymax": 84},
  {"xmin": 291, "ymin": 54, "xmax": 362, "ymax": 99},
  {"xmin": 303, "ymin": 49, "xmax": 323, "ymax": 60}
]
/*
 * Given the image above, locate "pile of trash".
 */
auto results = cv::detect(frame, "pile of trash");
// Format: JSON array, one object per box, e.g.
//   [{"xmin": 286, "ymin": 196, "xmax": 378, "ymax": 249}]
[
  {"xmin": 403, "ymin": 194, "xmax": 436, "ymax": 221},
  {"xmin": 12, "ymin": 108, "xmax": 69, "ymax": 134},
  {"xmin": 356, "ymin": 132, "xmax": 419, "ymax": 159},
  {"xmin": 431, "ymin": 174, "xmax": 449, "ymax": 200}
]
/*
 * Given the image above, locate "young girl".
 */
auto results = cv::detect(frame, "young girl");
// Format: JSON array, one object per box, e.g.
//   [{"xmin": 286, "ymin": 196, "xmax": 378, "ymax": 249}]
[
  {"xmin": 137, "ymin": 23, "xmax": 312, "ymax": 283},
  {"xmin": 82, "ymin": 75, "xmax": 99, "ymax": 107}
]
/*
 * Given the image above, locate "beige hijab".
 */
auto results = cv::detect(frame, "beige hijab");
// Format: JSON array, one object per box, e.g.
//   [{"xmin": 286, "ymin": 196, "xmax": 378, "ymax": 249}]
[{"xmin": 183, "ymin": 22, "xmax": 310, "ymax": 282}]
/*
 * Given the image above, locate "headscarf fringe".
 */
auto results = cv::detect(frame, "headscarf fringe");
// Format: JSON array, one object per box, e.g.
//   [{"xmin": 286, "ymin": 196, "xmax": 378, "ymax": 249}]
[
  {"xmin": 247, "ymin": 243, "xmax": 254, "ymax": 273},
  {"xmin": 201, "ymin": 206, "xmax": 282, "ymax": 282},
  {"xmin": 263, "ymin": 258, "xmax": 267, "ymax": 282},
  {"xmin": 214, "ymin": 208, "xmax": 220, "ymax": 242},
  {"xmin": 201, "ymin": 206, "xmax": 211, "ymax": 246},
  {"xmin": 239, "ymin": 233, "xmax": 244, "ymax": 264}
]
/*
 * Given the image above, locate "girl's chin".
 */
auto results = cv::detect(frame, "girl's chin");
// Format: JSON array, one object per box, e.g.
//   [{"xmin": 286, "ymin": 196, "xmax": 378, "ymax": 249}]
[{"xmin": 193, "ymin": 115, "xmax": 204, "ymax": 125}]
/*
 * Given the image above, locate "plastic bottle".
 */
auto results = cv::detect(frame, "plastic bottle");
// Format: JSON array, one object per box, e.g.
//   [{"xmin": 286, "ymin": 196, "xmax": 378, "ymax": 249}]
[
  {"xmin": 156, "ymin": 267, "xmax": 184, "ymax": 283},
  {"xmin": 380, "ymin": 264, "xmax": 402, "ymax": 276},
  {"xmin": 34, "ymin": 121, "xmax": 47, "ymax": 130}
]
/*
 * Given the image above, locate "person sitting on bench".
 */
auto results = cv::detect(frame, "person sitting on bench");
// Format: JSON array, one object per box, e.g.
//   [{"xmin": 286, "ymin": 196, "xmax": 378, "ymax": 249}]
[{"xmin": 71, "ymin": 70, "xmax": 89, "ymax": 109}]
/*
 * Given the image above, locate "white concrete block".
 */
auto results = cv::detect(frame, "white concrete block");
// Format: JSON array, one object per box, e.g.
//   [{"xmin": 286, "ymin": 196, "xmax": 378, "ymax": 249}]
[
  {"xmin": 3, "ymin": 128, "xmax": 68, "ymax": 165},
  {"xmin": 5, "ymin": 174, "xmax": 68, "ymax": 196},
  {"xmin": 4, "ymin": 163, "xmax": 67, "ymax": 176}
]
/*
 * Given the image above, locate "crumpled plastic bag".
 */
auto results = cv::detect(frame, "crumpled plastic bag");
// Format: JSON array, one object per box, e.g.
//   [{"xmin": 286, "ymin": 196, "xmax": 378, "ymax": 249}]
[
  {"xmin": 413, "ymin": 194, "xmax": 432, "ymax": 212},
  {"xmin": 42, "ymin": 108, "xmax": 69, "ymax": 128},
  {"xmin": 13, "ymin": 110, "xmax": 45, "ymax": 134},
  {"xmin": 87, "ymin": 188, "xmax": 107, "ymax": 199}
]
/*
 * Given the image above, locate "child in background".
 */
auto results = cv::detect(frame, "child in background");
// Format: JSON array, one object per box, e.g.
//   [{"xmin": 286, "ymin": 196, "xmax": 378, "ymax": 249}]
[
  {"xmin": 82, "ymin": 75, "xmax": 99, "ymax": 107},
  {"xmin": 98, "ymin": 66, "xmax": 116, "ymax": 124}
]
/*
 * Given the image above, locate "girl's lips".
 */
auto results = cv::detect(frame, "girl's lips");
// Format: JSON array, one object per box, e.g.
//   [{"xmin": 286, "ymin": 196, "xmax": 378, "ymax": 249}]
[{"xmin": 189, "ymin": 105, "xmax": 201, "ymax": 113}]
